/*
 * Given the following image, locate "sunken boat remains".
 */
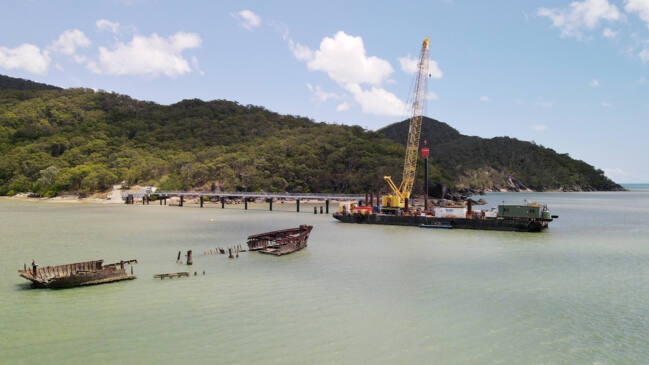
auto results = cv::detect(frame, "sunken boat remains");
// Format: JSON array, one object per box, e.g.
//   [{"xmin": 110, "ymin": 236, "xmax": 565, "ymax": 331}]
[
  {"xmin": 246, "ymin": 225, "xmax": 313, "ymax": 256},
  {"xmin": 18, "ymin": 259, "xmax": 137, "ymax": 289}
]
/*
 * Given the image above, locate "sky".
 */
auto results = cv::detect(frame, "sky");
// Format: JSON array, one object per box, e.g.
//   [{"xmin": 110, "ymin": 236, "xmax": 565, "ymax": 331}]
[{"xmin": 1, "ymin": 0, "xmax": 648, "ymax": 183}]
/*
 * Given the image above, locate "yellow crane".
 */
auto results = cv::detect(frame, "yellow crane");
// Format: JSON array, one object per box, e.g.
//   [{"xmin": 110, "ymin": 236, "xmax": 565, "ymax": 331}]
[{"xmin": 382, "ymin": 37, "xmax": 430, "ymax": 210}]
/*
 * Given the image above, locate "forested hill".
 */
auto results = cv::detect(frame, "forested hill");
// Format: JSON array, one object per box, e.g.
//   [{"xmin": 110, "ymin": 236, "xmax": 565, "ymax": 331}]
[
  {"xmin": 379, "ymin": 117, "xmax": 623, "ymax": 192},
  {"xmin": 0, "ymin": 75, "xmax": 61, "ymax": 91},
  {"xmin": 0, "ymin": 74, "xmax": 622, "ymax": 197}
]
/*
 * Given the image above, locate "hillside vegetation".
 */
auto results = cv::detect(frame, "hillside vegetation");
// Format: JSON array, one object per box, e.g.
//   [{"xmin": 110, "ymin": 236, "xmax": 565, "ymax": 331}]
[
  {"xmin": 0, "ymin": 74, "xmax": 622, "ymax": 197},
  {"xmin": 379, "ymin": 118, "xmax": 623, "ymax": 192}
]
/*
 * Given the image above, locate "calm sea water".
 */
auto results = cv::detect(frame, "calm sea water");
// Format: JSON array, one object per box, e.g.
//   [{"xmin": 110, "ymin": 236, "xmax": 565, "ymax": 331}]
[{"xmin": 1, "ymin": 186, "xmax": 649, "ymax": 364}]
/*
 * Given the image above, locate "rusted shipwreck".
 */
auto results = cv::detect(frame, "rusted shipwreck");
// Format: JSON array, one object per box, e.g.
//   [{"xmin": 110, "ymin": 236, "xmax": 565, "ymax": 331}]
[
  {"xmin": 246, "ymin": 225, "xmax": 313, "ymax": 256},
  {"xmin": 18, "ymin": 259, "xmax": 137, "ymax": 289}
]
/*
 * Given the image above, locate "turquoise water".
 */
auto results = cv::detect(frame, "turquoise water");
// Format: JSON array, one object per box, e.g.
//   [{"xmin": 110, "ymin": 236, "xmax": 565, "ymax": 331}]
[{"xmin": 1, "ymin": 188, "xmax": 649, "ymax": 364}]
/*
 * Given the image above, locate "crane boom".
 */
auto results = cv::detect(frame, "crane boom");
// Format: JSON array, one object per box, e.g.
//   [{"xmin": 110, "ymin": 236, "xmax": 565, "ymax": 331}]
[{"xmin": 383, "ymin": 37, "xmax": 430, "ymax": 209}]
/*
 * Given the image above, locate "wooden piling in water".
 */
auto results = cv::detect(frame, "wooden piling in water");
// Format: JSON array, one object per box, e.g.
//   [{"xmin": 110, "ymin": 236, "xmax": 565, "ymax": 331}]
[{"xmin": 186, "ymin": 250, "xmax": 193, "ymax": 265}]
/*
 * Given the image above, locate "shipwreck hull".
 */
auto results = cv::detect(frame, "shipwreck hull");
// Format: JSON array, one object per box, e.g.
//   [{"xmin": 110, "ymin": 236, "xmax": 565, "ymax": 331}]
[
  {"xmin": 333, "ymin": 213, "xmax": 548, "ymax": 232},
  {"xmin": 18, "ymin": 259, "xmax": 137, "ymax": 289},
  {"xmin": 247, "ymin": 225, "xmax": 313, "ymax": 255}
]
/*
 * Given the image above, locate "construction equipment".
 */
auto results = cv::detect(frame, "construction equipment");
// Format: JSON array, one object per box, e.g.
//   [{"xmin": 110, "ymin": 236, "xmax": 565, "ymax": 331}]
[{"xmin": 382, "ymin": 37, "xmax": 431, "ymax": 210}]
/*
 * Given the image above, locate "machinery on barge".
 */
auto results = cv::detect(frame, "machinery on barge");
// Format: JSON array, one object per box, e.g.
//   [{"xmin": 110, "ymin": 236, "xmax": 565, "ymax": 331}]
[
  {"xmin": 333, "ymin": 200, "xmax": 557, "ymax": 232},
  {"xmin": 332, "ymin": 37, "xmax": 558, "ymax": 232}
]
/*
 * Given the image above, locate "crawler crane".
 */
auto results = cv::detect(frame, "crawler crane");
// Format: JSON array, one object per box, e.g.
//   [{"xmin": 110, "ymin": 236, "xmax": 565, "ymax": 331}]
[
  {"xmin": 382, "ymin": 37, "xmax": 430, "ymax": 211},
  {"xmin": 333, "ymin": 37, "xmax": 558, "ymax": 232}
]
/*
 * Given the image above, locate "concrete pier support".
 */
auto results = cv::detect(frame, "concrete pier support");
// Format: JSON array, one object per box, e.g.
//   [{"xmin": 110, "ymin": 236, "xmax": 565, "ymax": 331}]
[{"xmin": 296, "ymin": 199, "xmax": 300, "ymax": 212}]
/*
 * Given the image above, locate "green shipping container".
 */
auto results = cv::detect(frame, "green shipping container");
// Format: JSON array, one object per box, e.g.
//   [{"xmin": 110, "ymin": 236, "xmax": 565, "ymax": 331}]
[{"xmin": 497, "ymin": 204, "xmax": 542, "ymax": 219}]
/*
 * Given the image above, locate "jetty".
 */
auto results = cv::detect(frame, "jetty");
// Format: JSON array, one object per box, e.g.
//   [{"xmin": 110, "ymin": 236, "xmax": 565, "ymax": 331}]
[{"xmin": 124, "ymin": 190, "xmax": 365, "ymax": 213}]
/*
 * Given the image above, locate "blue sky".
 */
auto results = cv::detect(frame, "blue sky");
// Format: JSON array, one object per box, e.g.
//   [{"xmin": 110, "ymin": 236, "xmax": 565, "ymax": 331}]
[{"xmin": 1, "ymin": 0, "xmax": 648, "ymax": 183}]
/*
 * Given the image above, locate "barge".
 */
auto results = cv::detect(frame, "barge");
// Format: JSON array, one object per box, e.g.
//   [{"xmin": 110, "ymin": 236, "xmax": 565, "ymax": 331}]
[
  {"xmin": 333, "ymin": 201, "xmax": 558, "ymax": 232},
  {"xmin": 18, "ymin": 259, "xmax": 137, "ymax": 289},
  {"xmin": 247, "ymin": 225, "xmax": 313, "ymax": 255}
]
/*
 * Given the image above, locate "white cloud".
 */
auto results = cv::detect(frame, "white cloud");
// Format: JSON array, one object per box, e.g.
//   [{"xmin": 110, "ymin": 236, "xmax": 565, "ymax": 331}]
[
  {"xmin": 191, "ymin": 56, "xmax": 204, "ymax": 76},
  {"xmin": 426, "ymin": 91, "xmax": 438, "ymax": 101},
  {"xmin": 305, "ymin": 31, "xmax": 393, "ymax": 85},
  {"xmin": 625, "ymin": 0, "xmax": 649, "ymax": 28},
  {"xmin": 96, "ymin": 19, "xmax": 120, "ymax": 33},
  {"xmin": 532, "ymin": 124, "xmax": 548, "ymax": 131},
  {"xmin": 49, "ymin": 29, "xmax": 91, "ymax": 56},
  {"xmin": 428, "ymin": 60, "xmax": 443, "ymax": 79},
  {"xmin": 0, "ymin": 44, "xmax": 51, "ymax": 74},
  {"xmin": 538, "ymin": 0, "xmax": 622, "ymax": 39},
  {"xmin": 87, "ymin": 32, "xmax": 202, "ymax": 77},
  {"xmin": 535, "ymin": 99, "xmax": 554, "ymax": 108},
  {"xmin": 398, "ymin": 56, "xmax": 443, "ymax": 79},
  {"xmin": 233, "ymin": 10, "xmax": 261, "ymax": 31},
  {"xmin": 640, "ymin": 46, "xmax": 649, "ymax": 62},
  {"xmin": 289, "ymin": 40, "xmax": 313, "ymax": 62},
  {"xmin": 480, "ymin": 95, "xmax": 490, "ymax": 102},
  {"xmin": 344, "ymin": 83, "xmax": 407, "ymax": 116},
  {"xmin": 589, "ymin": 79, "xmax": 600, "ymax": 87},
  {"xmin": 291, "ymin": 31, "xmax": 407, "ymax": 116},
  {"xmin": 603, "ymin": 167, "xmax": 626, "ymax": 180},
  {"xmin": 602, "ymin": 27, "xmax": 617, "ymax": 38},
  {"xmin": 292, "ymin": 31, "xmax": 437, "ymax": 117},
  {"xmin": 601, "ymin": 101, "xmax": 612, "ymax": 107},
  {"xmin": 306, "ymin": 83, "xmax": 339, "ymax": 103},
  {"xmin": 398, "ymin": 56, "xmax": 418, "ymax": 74},
  {"xmin": 336, "ymin": 102, "xmax": 350, "ymax": 112}
]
